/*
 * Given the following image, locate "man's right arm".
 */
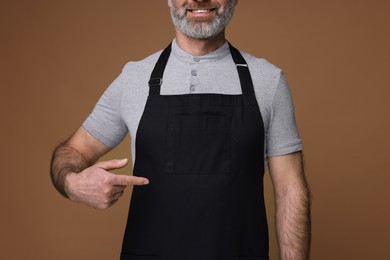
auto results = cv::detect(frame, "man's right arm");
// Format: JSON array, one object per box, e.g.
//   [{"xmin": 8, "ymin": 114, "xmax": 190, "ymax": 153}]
[{"xmin": 50, "ymin": 126, "xmax": 149, "ymax": 209}]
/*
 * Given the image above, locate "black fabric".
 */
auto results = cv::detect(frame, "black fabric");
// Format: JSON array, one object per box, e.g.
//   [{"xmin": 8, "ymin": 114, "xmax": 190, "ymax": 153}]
[
  {"xmin": 148, "ymin": 44, "xmax": 171, "ymax": 96},
  {"xmin": 121, "ymin": 254, "xmax": 161, "ymax": 260},
  {"xmin": 121, "ymin": 43, "xmax": 268, "ymax": 260}
]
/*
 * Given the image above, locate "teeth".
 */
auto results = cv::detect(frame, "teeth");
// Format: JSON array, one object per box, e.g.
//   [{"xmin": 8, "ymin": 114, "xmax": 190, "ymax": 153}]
[{"xmin": 193, "ymin": 9, "xmax": 209, "ymax": 13}]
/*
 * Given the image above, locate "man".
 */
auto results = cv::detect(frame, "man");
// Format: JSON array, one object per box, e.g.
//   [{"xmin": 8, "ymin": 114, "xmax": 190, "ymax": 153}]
[{"xmin": 50, "ymin": 0, "xmax": 311, "ymax": 259}]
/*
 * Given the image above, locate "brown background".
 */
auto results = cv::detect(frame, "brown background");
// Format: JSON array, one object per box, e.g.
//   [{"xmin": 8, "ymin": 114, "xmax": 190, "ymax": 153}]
[{"xmin": 1, "ymin": 0, "xmax": 389, "ymax": 259}]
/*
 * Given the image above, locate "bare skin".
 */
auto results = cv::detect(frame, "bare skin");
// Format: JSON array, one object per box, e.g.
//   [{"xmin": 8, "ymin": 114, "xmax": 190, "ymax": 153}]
[
  {"xmin": 175, "ymin": 30, "xmax": 226, "ymax": 56},
  {"xmin": 50, "ymin": 127, "xmax": 149, "ymax": 209},
  {"xmin": 269, "ymin": 152, "xmax": 311, "ymax": 260},
  {"xmin": 51, "ymin": 0, "xmax": 311, "ymax": 258}
]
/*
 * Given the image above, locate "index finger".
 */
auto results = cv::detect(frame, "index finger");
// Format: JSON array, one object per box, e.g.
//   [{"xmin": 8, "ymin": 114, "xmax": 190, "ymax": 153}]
[{"xmin": 112, "ymin": 174, "xmax": 150, "ymax": 186}]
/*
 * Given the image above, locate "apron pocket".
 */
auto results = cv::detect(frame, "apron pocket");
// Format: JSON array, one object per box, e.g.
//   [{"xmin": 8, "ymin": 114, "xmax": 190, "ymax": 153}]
[
  {"xmin": 120, "ymin": 253, "xmax": 161, "ymax": 260},
  {"xmin": 165, "ymin": 114, "xmax": 231, "ymax": 175}
]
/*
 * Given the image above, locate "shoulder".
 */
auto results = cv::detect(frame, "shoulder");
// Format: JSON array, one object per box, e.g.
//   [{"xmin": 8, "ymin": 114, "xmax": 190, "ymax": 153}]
[
  {"xmin": 121, "ymin": 49, "xmax": 163, "ymax": 78},
  {"xmin": 239, "ymin": 49, "xmax": 282, "ymax": 85},
  {"xmin": 235, "ymin": 49, "xmax": 289, "ymax": 134},
  {"xmin": 238, "ymin": 49, "xmax": 284, "ymax": 109}
]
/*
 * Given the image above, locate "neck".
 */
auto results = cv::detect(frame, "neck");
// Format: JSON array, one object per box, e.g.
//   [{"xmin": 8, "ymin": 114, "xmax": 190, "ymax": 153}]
[{"xmin": 175, "ymin": 30, "xmax": 226, "ymax": 56}]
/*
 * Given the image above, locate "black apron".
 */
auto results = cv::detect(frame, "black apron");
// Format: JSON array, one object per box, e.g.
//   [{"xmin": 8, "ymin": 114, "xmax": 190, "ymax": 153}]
[{"xmin": 120, "ymin": 43, "xmax": 268, "ymax": 260}]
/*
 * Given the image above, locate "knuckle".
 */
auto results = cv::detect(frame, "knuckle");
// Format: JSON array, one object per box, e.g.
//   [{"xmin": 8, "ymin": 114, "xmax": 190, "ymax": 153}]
[
  {"xmin": 112, "ymin": 159, "xmax": 120, "ymax": 165},
  {"xmin": 101, "ymin": 199, "xmax": 111, "ymax": 207},
  {"xmin": 95, "ymin": 161, "xmax": 105, "ymax": 169},
  {"xmin": 102, "ymin": 188, "xmax": 112, "ymax": 197},
  {"xmin": 102, "ymin": 175, "xmax": 113, "ymax": 185},
  {"xmin": 127, "ymin": 176, "xmax": 136, "ymax": 184}
]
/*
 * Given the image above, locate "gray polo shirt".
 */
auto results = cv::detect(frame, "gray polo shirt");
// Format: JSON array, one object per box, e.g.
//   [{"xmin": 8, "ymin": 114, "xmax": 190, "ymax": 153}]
[{"xmin": 83, "ymin": 39, "xmax": 302, "ymax": 166}]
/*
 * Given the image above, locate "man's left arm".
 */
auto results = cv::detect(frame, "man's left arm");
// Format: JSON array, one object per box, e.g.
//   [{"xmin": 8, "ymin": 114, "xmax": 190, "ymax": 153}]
[{"xmin": 268, "ymin": 151, "xmax": 311, "ymax": 260}]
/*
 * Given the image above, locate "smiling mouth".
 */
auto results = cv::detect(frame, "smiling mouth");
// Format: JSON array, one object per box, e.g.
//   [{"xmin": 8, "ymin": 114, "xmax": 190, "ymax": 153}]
[
  {"xmin": 187, "ymin": 8, "xmax": 218, "ymax": 14},
  {"xmin": 190, "ymin": 9, "xmax": 215, "ymax": 13}
]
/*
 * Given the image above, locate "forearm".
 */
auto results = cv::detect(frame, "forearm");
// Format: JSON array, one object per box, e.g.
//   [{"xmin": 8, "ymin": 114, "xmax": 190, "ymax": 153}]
[
  {"xmin": 50, "ymin": 142, "xmax": 89, "ymax": 198},
  {"xmin": 275, "ymin": 181, "xmax": 311, "ymax": 260}
]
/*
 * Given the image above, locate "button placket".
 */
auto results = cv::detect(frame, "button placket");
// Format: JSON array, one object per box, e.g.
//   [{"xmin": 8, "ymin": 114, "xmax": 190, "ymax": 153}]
[{"xmin": 190, "ymin": 60, "xmax": 200, "ymax": 93}]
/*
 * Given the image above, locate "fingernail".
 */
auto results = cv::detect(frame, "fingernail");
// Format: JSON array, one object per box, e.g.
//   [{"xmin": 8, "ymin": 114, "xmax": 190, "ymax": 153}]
[{"xmin": 144, "ymin": 179, "xmax": 149, "ymax": 185}]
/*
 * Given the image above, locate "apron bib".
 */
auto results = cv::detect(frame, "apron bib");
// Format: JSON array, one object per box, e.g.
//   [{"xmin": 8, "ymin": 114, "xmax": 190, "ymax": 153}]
[{"xmin": 120, "ymin": 43, "xmax": 268, "ymax": 260}]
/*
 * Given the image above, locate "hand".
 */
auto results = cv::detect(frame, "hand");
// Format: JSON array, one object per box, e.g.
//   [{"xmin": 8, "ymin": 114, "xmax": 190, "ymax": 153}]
[{"xmin": 64, "ymin": 158, "xmax": 149, "ymax": 209}]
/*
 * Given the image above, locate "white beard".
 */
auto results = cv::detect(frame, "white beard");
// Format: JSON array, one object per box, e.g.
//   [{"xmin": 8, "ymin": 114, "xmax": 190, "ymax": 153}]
[{"xmin": 170, "ymin": 0, "xmax": 235, "ymax": 39}]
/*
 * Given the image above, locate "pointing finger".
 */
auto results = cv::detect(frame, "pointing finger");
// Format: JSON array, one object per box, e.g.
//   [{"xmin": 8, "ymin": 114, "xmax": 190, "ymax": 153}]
[{"xmin": 112, "ymin": 174, "xmax": 150, "ymax": 186}]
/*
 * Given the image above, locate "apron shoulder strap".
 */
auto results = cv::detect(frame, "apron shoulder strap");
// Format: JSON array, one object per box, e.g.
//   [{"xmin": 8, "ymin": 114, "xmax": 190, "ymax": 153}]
[
  {"xmin": 228, "ymin": 43, "xmax": 258, "ymax": 105},
  {"xmin": 148, "ymin": 43, "xmax": 172, "ymax": 96}
]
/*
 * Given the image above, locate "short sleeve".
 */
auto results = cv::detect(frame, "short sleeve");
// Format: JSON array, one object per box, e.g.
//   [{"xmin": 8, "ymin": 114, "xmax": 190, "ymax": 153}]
[
  {"xmin": 266, "ymin": 72, "xmax": 303, "ymax": 157},
  {"xmin": 82, "ymin": 73, "xmax": 128, "ymax": 148}
]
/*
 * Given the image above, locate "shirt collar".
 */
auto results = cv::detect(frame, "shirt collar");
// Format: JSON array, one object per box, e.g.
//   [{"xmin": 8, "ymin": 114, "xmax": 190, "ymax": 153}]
[{"xmin": 171, "ymin": 38, "xmax": 231, "ymax": 63}]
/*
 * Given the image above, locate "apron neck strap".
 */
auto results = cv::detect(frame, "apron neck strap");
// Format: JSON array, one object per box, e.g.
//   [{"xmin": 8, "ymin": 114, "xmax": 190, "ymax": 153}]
[
  {"xmin": 148, "ymin": 42, "xmax": 256, "ymax": 102},
  {"xmin": 228, "ymin": 42, "xmax": 258, "ymax": 104},
  {"xmin": 148, "ymin": 43, "xmax": 172, "ymax": 96}
]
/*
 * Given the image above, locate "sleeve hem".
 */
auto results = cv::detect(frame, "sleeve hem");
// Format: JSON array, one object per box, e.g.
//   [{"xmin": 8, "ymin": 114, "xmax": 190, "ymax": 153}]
[
  {"xmin": 267, "ymin": 140, "xmax": 303, "ymax": 157},
  {"xmin": 82, "ymin": 120, "xmax": 122, "ymax": 148}
]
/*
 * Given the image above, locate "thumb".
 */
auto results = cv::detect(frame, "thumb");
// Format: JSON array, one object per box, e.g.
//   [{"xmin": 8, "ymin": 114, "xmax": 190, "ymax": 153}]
[
  {"xmin": 112, "ymin": 174, "xmax": 150, "ymax": 186},
  {"xmin": 97, "ymin": 158, "xmax": 129, "ymax": 171}
]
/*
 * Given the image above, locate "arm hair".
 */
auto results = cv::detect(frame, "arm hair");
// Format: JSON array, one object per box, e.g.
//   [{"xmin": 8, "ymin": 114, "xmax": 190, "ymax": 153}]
[{"xmin": 50, "ymin": 141, "xmax": 89, "ymax": 198}]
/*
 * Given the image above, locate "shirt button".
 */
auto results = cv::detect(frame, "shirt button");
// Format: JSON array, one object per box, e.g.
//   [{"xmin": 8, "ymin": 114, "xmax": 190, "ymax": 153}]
[
  {"xmin": 193, "ymin": 57, "xmax": 200, "ymax": 62},
  {"xmin": 190, "ymin": 85, "xmax": 196, "ymax": 92},
  {"xmin": 191, "ymin": 69, "xmax": 198, "ymax": 76}
]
